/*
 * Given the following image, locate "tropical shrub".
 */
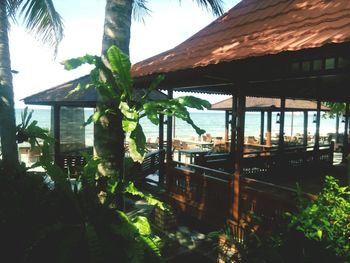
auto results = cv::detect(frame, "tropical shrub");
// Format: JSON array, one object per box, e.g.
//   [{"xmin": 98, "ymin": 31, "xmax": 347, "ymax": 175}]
[
  {"xmin": 288, "ymin": 176, "xmax": 350, "ymax": 262},
  {"xmin": 208, "ymin": 176, "xmax": 350, "ymax": 263}
]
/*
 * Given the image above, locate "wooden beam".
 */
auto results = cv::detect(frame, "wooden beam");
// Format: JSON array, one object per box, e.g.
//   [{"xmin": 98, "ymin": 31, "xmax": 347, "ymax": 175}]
[
  {"xmin": 158, "ymin": 114, "xmax": 164, "ymax": 185},
  {"xmin": 266, "ymin": 111, "xmax": 272, "ymax": 147},
  {"xmin": 166, "ymin": 89, "xmax": 173, "ymax": 164},
  {"xmin": 233, "ymin": 93, "xmax": 246, "ymax": 222},
  {"xmin": 278, "ymin": 97, "xmax": 286, "ymax": 151},
  {"xmin": 53, "ymin": 105, "xmax": 60, "ymax": 164},
  {"xmin": 260, "ymin": 111, "xmax": 265, "ymax": 145},
  {"xmin": 314, "ymin": 100, "xmax": 321, "ymax": 150},
  {"xmin": 303, "ymin": 111, "xmax": 308, "ymax": 146}
]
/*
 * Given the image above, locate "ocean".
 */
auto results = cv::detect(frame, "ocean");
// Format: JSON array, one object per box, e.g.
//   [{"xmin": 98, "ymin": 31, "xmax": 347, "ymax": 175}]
[{"xmin": 15, "ymin": 108, "xmax": 341, "ymax": 147}]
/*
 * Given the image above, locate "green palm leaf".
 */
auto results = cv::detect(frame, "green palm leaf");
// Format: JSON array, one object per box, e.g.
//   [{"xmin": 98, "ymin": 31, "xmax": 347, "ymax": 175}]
[{"xmin": 19, "ymin": 0, "xmax": 64, "ymax": 54}]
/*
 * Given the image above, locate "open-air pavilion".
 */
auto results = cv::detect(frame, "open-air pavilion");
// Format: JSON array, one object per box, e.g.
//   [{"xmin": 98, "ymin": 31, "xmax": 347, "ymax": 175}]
[
  {"xmin": 210, "ymin": 96, "xmax": 331, "ymax": 149},
  {"xmin": 129, "ymin": 0, "xmax": 350, "ymax": 228},
  {"xmin": 23, "ymin": 75, "xmax": 167, "ymax": 179}
]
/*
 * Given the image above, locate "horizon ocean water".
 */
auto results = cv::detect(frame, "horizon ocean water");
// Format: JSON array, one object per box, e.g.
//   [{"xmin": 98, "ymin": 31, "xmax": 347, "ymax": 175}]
[{"xmin": 15, "ymin": 108, "xmax": 340, "ymax": 147}]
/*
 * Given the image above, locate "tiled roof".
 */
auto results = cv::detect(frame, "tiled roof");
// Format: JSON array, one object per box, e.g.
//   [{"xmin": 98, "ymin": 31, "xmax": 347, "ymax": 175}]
[
  {"xmin": 210, "ymin": 97, "xmax": 330, "ymax": 111},
  {"xmin": 23, "ymin": 75, "xmax": 167, "ymax": 107},
  {"xmin": 132, "ymin": 0, "xmax": 350, "ymax": 77}
]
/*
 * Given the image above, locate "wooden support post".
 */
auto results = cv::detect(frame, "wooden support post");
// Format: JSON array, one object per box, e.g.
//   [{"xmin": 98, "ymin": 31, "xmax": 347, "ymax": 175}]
[
  {"xmin": 335, "ymin": 113, "xmax": 340, "ymax": 144},
  {"xmin": 314, "ymin": 100, "xmax": 321, "ymax": 150},
  {"xmin": 159, "ymin": 114, "xmax": 164, "ymax": 185},
  {"xmin": 53, "ymin": 105, "xmax": 61, "ymax": 164},
  {"xmin": 342, "ymin": 103, "xmax": 349, "ymax": 162},
  {"xmin": 230, "ymin": 96, "xmax": 237, "ymax": 155},
  {"xmin": 278, "ymin": 98, "xmax": 286, "ymax": 151},
  {"xmin": 166, "ymin": 89, "xmax": 173, "ymax": 164},
  {"xmin": 225, "ymin": 110, "xmax": 229, "ymax": 142},
  {"xmin": 266, "ymin": 111, "xmax": 272, "ymax": 147},
  {"xmin": 232, "ymin": 94, "xmax": 245, "ymax": 223},
  {"xmin": 225, "ymin": 110, "xmax": 229, "ymax": 151},
  {"xmin": 260, "ymin": 111, "xmax": 265, "ymax": 145},
  {"xmin": 290, "ymin": 112, "xmax": 294, "ymax": 137},
  {"xmin": 303, "ymin": 111, "xmax": 308, "ymax": 146}
]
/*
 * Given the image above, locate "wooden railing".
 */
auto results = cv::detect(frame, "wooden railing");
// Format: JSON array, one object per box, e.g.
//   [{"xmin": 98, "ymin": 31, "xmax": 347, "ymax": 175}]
[
  {"xmin": 243, "ymin": 143, "xmax": 334, "ymax": 177},
  {"xmin": 165, "ymin": 160, "xmax": 318, "ymax": 230},
  {"xmin": 227, "ymin": 177, "xmax": 316, "ymax": 244},
  {"xmin": 166, "ymin": 161, "xmax": 231, "ymax": 227},
  {"xmin": 239, "ymin": 177, "xmax": 315, "ymax": 222},
  {"xmin": 56, "ymin": 148, "xmax": 165, "ymax": 183},
  {"xmin": 194, "ymin": 143, "xmax": 334, "ymax": 177},
  {"xmin": 129, "ymin": 149, "xmax": 165, "ymax": 182}
]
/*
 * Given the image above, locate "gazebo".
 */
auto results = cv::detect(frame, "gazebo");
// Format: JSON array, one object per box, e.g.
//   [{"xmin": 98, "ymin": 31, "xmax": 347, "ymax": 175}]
[
  {"xmin": 129, "ymin": 0, "xmax": 350, "ymax": 227},
  {"xmin": 210, "ymin": 97, "xmax": 331, "ymax": 148},
  {"xmin": 23, "ymin": 75, "xmax": 167, "ymax": 175}
]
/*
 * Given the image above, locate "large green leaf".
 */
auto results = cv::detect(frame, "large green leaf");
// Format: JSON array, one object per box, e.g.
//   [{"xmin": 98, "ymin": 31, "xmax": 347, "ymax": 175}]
[
  {"xmin": 143, "ymin": 102, "xmax": 161, "ymax": 125},
  {"xmin": 124, "ymin": 181, "xmax": 167, "ymax": 210},
  {"xmin": 63, "ymin": 54, "xmax": 99, "ymax": 70},
  {"xmin": 176, "ymin": 96, "xmax": 211, "ymax": 110},
  {"xmin": 107, "ymin": 46, "xmax": 133, "ymax": 99},
  {"xmin": 120, "ymin": 102, "xmax": 138, "ymax": 132},
  {"xmin": 132, "ymin": 216, "xmax": 151, "ymax": 236},
  {"xmin": 141, "ymin": 75, "xmax": 165, "ymax": 101},
  {"xmin": 143, "ymin": 99, "xmax": 206, "ymax": 135},
  {"xmin": 128, "ymin": 124, "xmax": 146, "ymax": 163},
  {"xmin": 119, "ymin": 102, "xmax": 138, "ymax": 120}
]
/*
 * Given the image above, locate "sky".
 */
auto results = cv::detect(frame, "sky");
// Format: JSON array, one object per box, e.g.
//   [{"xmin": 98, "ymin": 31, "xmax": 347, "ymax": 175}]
[{"xmin": 9, "ymin": 0, "xmax": 240, "ymax": 108}]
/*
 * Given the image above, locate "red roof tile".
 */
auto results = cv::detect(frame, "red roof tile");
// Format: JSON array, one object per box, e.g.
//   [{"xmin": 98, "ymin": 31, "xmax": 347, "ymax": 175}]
[{"xmin": 132, "ymin": 0, "xmax": 350, "ymax": 77}]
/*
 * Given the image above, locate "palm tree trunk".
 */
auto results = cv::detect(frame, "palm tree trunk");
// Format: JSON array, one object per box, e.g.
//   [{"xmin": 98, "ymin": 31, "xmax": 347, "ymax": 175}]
[
  {"xmin": 102, "ymin": 0, "xmax": 132, "ymax": 55},
  {"xmin": 0, "ymin": 2, "xmax": 19, "ymax": 167},
  {"xmin": 96, "ymin": 0, "xmax": 132, "ymax": 209}
]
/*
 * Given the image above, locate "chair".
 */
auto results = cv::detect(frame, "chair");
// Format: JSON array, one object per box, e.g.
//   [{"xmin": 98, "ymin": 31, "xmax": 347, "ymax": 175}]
[
  {"xmin": 247, "ymin": 136, "xmax": 259, "ymax": 144},
  {"xmin": 172, "ymin": 139, "xmax": 182, "ymax": 150},
  {"xmin": 205, "ymin": 133, "xmax": 212, "ymax": 142}
]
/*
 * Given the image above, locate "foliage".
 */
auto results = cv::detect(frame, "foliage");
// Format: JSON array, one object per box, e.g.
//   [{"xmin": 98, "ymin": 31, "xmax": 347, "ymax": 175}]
[
  {"xmin": 132, "ymin": 0, "xmax": 224, "ymax": 18},
  {"xmin": 125, "ymin": 181, "xmax": 169, "ymax": 211},
  {"xmin": 208, "ymin": 217, "xmax": 285, "ymax": 263},
  {"xmin": 6, "ymin": 0, "xmax": 64, "ymax": 54},
  {"xmin": 208, "ymin": 176, "xmax": 350, "ymax": 263},
  {"xmin": 16, "ymin": 107, "xmax": 53, "ymax": 148},
  {"xmin": 0, "ymin": 162, "xmax": 81, "ymax": 263},
  {"xmin": 63, "ymin": 45, "xmax": 210, "ymax": 163},
  {"xmin": 289, "ymin": 176, "xmax": 350, "ymax": 261},
  {"xmin": 323, "ymin": 102, "xmax": 345, "ymax": 118},
  {"xmin": 2, "ymin": 107, "xmax": 165, "ymax": 262}
]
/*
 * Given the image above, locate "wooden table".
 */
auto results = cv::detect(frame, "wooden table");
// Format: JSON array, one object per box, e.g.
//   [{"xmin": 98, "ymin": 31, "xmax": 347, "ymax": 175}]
[
  {"xmin": 178, "ymin": 148, "xmax": 209, "ymax": 164},
  {"xmin": 180, "ymin": 140, "xmax": 214, "ymax": 150}
]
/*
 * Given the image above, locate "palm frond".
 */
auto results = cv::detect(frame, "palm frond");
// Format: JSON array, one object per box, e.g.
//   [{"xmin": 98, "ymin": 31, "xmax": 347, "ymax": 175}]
[
  {"xmin": 193, "ymin": 0, "xmax": 224, "ymax": 16},
  {"xmin": 132, "ymin": 0, "xmax": 151, "ymax": 22},
  {"xmin": 5, "ymin": 0, "xmax": 21, "ymax": 21},
  {"xmin": 19, "ymin": 0, "xmax": 64, "ymax": 55}
]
